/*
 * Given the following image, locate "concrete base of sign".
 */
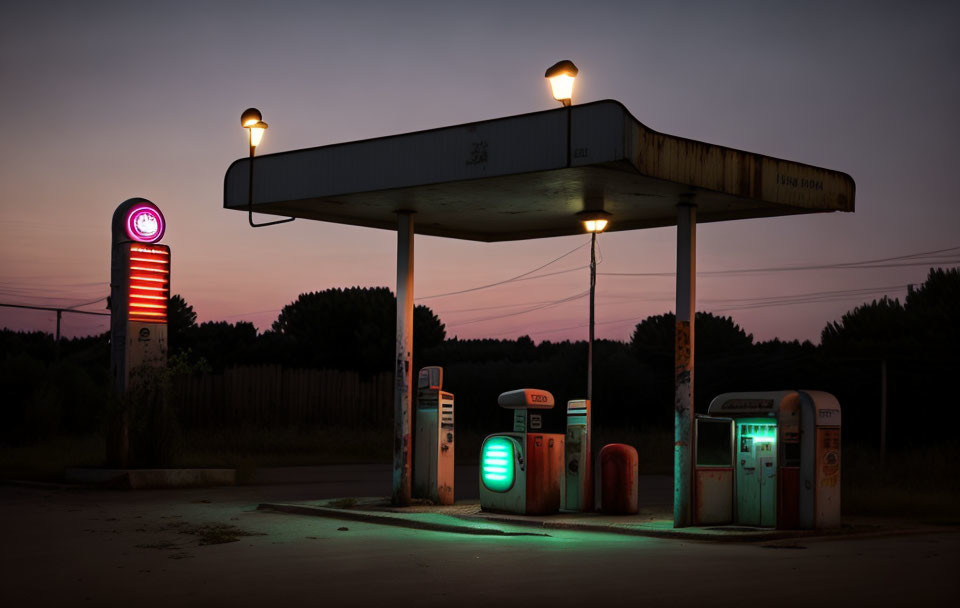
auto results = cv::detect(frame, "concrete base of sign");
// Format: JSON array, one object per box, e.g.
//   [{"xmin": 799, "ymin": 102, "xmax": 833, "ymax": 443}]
[{"xmin": 64, "ymin": 468, "xmax": 236, "ymax": 489}]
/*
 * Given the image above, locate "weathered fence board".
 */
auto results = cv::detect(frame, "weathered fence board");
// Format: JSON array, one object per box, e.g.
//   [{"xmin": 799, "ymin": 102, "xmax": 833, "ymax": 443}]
[{"xmin": 171, "ymin": 366, "xmax": 392, "ymax": 429}]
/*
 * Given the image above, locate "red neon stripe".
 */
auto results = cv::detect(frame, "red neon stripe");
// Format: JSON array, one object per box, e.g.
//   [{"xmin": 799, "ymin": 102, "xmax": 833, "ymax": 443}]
[
  {"xmin": 129, "ymin": 256, "xmax": 169, "ymax": 263},
  {"xmin": 130, "ymin": 294, "xmax": 167, "ymax": 301},
  {"xmin": 130, "ymin": 275, "xmax": 166, "ymax": 283},
  {"xmin": 130, "ymin": 247, "xmax": 169, "ymax": 255},
  {"xmin": 129, "ymin": 266, "xmax": 169, "ymax": 273}
]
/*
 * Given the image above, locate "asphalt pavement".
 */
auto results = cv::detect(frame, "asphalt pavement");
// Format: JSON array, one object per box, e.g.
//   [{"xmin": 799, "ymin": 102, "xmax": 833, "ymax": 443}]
[{"xmin": 1, "ymin": 464, "xmax": 956, "ymax": 606}]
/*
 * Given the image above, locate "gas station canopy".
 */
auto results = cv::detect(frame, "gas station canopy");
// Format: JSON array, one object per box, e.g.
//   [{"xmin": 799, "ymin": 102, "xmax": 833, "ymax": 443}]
[
  {"xmin": 222, "ymin": 98, "xmax": 856, "ymax": 518},
  {"xmin": 224, "ymin": 100, "xmax": 854, "ymax": 241}
]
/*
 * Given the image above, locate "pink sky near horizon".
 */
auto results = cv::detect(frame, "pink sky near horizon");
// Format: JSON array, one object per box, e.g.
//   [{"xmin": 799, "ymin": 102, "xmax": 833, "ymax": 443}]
[{"xmin": 2, "ymin": 1, "xmax": 958, "ymax": 345}]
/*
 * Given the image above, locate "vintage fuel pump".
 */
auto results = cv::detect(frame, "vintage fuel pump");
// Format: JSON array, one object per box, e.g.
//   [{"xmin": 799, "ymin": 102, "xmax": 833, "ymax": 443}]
[
  {"xmin": 564, "ymin": 399, "xmax": 592, "ymax": 511},
  {"xmin": 694, "ymin": 390, "xmax": 842, "ymax": 529},
  {"xmin": 413, "ymin": 366, "xmax": 454, "ymax": 505},
  {"xmin": 479, "ymin": 389, "xmax": 564, "ymax": 515}
]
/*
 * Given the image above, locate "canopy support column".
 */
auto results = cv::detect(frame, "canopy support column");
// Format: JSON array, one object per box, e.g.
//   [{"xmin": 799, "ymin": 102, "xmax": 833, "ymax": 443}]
[
  {"xmin": 393, "ymin": 211, "xmax": 415, "ymax": 506},
  {"xmin": 674, "ymin": 203, "xmax": 696, "ymax": 527}
]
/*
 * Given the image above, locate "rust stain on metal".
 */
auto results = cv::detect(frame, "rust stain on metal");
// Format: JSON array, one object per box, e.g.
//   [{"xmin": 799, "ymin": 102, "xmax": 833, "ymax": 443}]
[
  {"xmin": 634, "ymin": 122, "xmax": 854, "ymax": 213},
  {"xmin": 675, "ymin": 320, "xmax": 691, "ymax": 366},
  {"xmin": 674, "ymin": 320, "xmax": 692, "ymax": 415}
]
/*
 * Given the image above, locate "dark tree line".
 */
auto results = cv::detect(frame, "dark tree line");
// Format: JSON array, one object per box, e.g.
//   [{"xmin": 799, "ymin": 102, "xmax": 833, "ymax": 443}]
[
  {"xmin": 169, "ymin": 287, "xmax": 446, "ymax": 374},
  {"xmin": 2, "ymin": 270, "xmax": 958, "ymax": 447}
]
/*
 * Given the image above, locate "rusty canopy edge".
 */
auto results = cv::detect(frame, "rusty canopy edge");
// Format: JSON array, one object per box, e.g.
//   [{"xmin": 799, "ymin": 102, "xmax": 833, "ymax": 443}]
[{"xmin": 223, "ymin": 100, "xmax": 854, "ymax": 242}]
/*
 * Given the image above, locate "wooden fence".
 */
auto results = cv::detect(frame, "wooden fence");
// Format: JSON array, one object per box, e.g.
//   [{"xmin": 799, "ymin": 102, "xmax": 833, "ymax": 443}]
[{"xmin": 170, "ymin": 365, "xmax": 393, "ymax": 429}]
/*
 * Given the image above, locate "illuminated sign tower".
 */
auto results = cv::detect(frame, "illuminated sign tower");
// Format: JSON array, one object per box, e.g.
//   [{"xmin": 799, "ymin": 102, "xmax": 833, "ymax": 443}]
[{"xmin": 110, "ymin": 198, "xmax": 169, "ymax": 392}]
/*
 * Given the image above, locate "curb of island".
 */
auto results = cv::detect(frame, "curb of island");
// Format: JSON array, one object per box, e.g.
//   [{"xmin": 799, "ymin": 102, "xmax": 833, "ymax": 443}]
[
  {"xmin": 257, "ymin": 500, "xmax": 959, "ymax": 544},
  {"xmin": 257, "ymin": 503, "xmax": 550, "ymax": 536}
]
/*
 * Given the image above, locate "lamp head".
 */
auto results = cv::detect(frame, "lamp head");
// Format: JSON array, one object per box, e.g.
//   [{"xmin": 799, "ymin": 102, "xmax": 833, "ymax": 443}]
[
  {"xmin": 248, "ymin": 120, "xmax": 268, "ymax": 147},
  {"xmin": 241, "ymin": 107, "xmax": 263, "ymax": 127},
  {"xmin": 578, "ymin": 209, "xmax": 610, "ymax": 233},
  {"xmin": 545, "ymin": 60, "xmax": 579, "ymax": 106}
]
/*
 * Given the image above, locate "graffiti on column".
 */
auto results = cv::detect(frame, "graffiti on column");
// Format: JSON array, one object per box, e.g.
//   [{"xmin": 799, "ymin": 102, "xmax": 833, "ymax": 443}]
[{"xmin": 674, "ymin": 319, "xmax": 692, "ymax": 425}]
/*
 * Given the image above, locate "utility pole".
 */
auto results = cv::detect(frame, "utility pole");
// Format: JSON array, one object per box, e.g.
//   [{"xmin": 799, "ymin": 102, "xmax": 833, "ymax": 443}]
[
  {"xmin": 55, "ymin": 309, "xmax": 62, "ymax": 361},
  {"xmin": 588, "ymin": 231, "xmax": 596, "ymax": 402},
  {"xmin": 881, "ymin": 358, "xmax": 887, "ymax": 465},
  {"xmin": 0, "ymin": 303, "xmax": 110, "ymax": 361}
]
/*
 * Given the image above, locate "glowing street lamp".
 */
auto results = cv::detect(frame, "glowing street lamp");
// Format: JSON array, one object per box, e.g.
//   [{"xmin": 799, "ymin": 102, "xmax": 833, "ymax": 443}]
[
  {"xmin": 545, "ymin": 60, "xmax": 579, "ymax": 107},
  {"xmin": 578, "ymin": 210, "xmax": 610, "ymax": 402},
  {"xmin": 241, "ymin": 107, "xmax": 268, "ymax": 150},
  {"xmin": 583, "ymin": 217, "xmax": 608, "ymax": 234},
  {"xmin": 241, "ymin": 107, "xmax": 294, "ymax": 228},
  {"xmin": 248, "ymin": 121, "xmax": 268, "ymax": 147}
]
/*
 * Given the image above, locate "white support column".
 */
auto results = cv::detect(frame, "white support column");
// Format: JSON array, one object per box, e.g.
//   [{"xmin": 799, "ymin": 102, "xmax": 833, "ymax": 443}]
[
  {"xmin": 393, "ymin": 211, "xmax": 414, "ymax": 506},
  {"xmin": 674, "ymin": 203, "xmax": 696, "ymax": 527}
]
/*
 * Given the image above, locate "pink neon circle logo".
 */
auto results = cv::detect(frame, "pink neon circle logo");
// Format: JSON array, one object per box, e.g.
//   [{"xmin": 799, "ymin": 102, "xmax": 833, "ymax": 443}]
[{"xmin": 125, "ymin": 205, "xmax": 165, "ymax": 243}]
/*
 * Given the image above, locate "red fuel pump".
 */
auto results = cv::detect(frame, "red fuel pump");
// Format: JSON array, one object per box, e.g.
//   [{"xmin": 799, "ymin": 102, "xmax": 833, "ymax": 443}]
[{"xmin": 598, "ymin": 444, "xmax": 638, "ymax": 515}]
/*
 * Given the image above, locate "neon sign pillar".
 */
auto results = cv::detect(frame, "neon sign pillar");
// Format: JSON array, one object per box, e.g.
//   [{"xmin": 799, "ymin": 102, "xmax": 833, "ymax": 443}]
[{"xmin": 110, "ymin": 198, "xmax": 169, "ymax": 394}]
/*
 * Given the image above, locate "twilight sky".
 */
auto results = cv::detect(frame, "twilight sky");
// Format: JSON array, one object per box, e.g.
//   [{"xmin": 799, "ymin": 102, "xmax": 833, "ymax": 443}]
[{"xmin": 2, "ymin": 0, "xmax": 958, "ymax": 343}]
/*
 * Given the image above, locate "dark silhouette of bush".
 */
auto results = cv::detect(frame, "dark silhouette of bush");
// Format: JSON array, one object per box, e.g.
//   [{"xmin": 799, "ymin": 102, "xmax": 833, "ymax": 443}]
[
  {"xmin": 167, "ymin": 294, "xmax": 197, "ymax": 354},
  {"xmin": 271, "ymin": 286, "xmax": 445, "ymax": 374}
]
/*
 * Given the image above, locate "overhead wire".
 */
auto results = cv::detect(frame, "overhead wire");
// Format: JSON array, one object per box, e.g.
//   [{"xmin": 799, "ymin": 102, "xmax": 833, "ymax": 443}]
[
  {"xmin": 416, "ymin": 238, "xmax": 590, "ymax": 300},
  {"xmin": 66, "ymin": 296, "xmax": 109, "ymax": 310},
  {"xmin": 598, "ymin": 245, "xmax": 960, "ymax": 278},
  {"xmin": 446, "ymin": 289, "xmax": 590, "ymax": 328},
  {"xmin": 476, "ymin": 282, "xmax": 912, "ymax": 338},
  {"xmin": 4, "ymin": 242, "xmax": 955, "ymax": 340}
]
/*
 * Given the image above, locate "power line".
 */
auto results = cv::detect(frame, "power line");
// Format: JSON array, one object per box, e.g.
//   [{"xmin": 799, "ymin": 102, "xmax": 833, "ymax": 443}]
[
  {"xmin": 710, "ymin": 289, "xmax": 907, "ymax": 313},
  {"xmin": 601, "ymin": 257, "xmax": 960, "ymax": 278},
  {"xmin": 0, "ymin": 280, "xmax": 108, "ymax": 287},
  {"xmin": 0, "ymin": 302, "xmax": 110, "ymax": 317},
  {"xmin": 446, "ymin": 289, "xmax": 589, "ymax": 328},
  {"xmin": 443, "ymin": 297, "xmax": 568, "ymax": 314},
  {"xmin": 472, "ymin": 282, "xmax": 911, "ymax": 339},
  {"xmin": 66, "ymin": 296, "xmax": 109, "ymax": 310},
  {"xmin": 416, "ymin": 238, "xmax": 590, "ymax": 300},
  {"xmin": 599, "ymin": 245, "xmax": 960, "ymax": 278},
  {"xmin": 702, "ymin": 284, "xmax": 907, "ymax": 306}
]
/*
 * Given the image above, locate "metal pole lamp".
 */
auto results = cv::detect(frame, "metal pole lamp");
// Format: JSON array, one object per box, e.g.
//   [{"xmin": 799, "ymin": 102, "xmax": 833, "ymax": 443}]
[
  {"xmin": 578, "ymin": 210, "xmax": 610, "ymax": 402},
  {"xmin": 546, "ymin": 60, "xmax": 579, "ymax": 168},
  {"xmin": 242, "ymin": 107, "xmax": 294, "ymax": 228}
]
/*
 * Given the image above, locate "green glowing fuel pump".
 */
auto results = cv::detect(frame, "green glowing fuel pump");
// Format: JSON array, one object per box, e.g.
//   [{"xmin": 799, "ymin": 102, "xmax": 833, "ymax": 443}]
[
  {"xmin": 479, "ymin": 389, "xmax": 564, "ymax": 515},
  {"xmin": 695, "ymin": 391, "xmax": 842, "ymax": 529}
]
